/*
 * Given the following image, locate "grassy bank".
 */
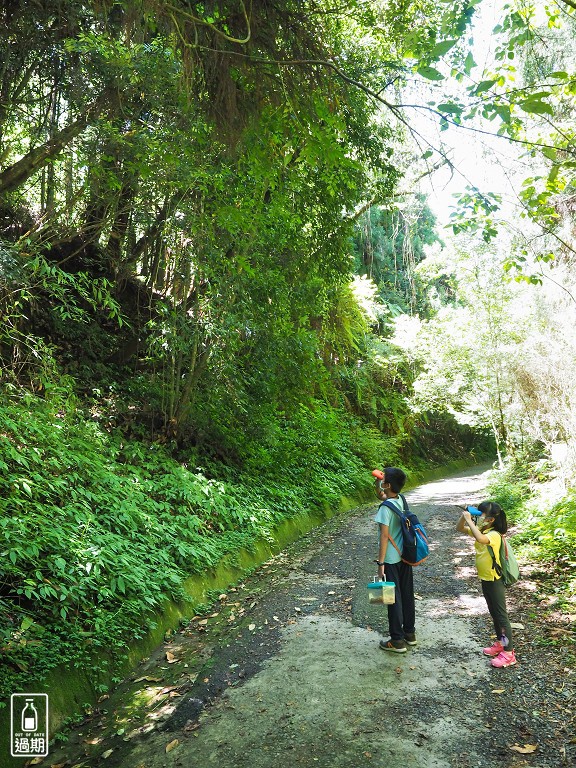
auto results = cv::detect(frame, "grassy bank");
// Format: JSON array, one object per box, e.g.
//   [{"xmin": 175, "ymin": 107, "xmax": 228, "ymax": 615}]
[{"xmin": 0, "ymin": 389, "xmax": 368, "ymax": 703}]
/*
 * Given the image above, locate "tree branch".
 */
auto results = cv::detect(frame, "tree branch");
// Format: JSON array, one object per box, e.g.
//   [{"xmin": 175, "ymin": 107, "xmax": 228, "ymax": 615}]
[
  {"xmin": 0, "ymin": 90, "xmax": 114, "ymax": 196},
  {"xmin": 165, "ymin": 1, "xmax": 251, "ymax": 45}
]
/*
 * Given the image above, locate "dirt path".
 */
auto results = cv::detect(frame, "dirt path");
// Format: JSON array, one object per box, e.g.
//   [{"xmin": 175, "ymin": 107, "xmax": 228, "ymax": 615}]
[{"xmin": 45, "ymin": 466, "xmax": 575, "ymax": 768}]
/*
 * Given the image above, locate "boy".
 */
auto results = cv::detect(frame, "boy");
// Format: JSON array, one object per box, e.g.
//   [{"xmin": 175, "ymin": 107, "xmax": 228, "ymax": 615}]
[{"xmin": 374, "ymin": 467, "xmax": 416, "ymax": 653}]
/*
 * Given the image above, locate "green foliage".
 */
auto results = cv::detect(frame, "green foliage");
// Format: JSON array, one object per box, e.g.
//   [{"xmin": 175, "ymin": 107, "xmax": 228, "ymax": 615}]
[
  {"xmin": 0, "ymin": 0, "xmax": 512, "ymax": 706},
  {"xmin": 487, "ymin": 460, "xmax": 535, "ymax": 520},
  {"xmin": 352, "ymin": 196, "xmax": 440, "ymax": 318},
  {"xmin": 524, "ymin": 492, "xmax": 576, "ymax": 566},
  {"xmin": 0, "ymin": 385, "xmax": 375, "ymax": 696},
  {"xmin": 448, "ymin": 187, "xmax": 502, "ymax": 243},
  {"xmin": 487, "ymin": 452, "xmax": 576, "ymax": 606}
]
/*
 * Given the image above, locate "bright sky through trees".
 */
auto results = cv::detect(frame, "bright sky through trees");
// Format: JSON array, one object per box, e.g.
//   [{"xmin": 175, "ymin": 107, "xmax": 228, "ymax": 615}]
[{"xmin": 416, "ymin": 0, "xmax": 531, "ymax": 228}]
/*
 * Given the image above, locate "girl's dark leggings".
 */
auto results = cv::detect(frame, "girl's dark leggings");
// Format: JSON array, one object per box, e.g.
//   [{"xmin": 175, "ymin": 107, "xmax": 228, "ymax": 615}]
[{"xmin": 481, "ymin": 578, "xmax": 513, "ymax": 651}]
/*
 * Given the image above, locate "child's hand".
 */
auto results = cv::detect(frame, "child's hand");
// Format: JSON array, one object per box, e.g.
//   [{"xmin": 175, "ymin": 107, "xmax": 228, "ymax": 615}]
[{"xmin": 461, "ymin": 509, "xmax": 472, "ymax": 524}]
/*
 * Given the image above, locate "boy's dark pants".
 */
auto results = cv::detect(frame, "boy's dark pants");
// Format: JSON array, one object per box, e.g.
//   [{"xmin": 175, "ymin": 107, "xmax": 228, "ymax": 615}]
[
  {"xmin": 481, "ymin": 578, "xmax": 513, "ymax": 650},
  {"xmin": 384, "ymin": 561, "xmax": 415, "ymax": 642}
]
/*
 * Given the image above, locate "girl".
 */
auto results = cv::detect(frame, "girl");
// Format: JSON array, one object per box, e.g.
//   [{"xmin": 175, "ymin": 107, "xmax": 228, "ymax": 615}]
[{"xmin": 457, "ymin": 501, "xmax": 517, "ymax": 668}]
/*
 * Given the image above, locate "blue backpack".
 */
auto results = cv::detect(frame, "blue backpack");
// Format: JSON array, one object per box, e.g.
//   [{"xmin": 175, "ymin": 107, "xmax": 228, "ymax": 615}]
[{"xmin": 380, "ymin": 494, "xmax": 430, "ymax": 566}]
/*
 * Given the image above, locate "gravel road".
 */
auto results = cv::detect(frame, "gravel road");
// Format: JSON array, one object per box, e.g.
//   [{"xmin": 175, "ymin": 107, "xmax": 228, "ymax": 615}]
[{"xmin": 43, "ymin": 466, "xmax": 575, "ymax": 768}]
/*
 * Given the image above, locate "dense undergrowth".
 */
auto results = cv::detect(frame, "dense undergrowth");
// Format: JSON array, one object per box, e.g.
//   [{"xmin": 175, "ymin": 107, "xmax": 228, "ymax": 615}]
[
  {"xmin": 0, "ymin": 373, "xmax": 490, "ymax": 702},
  {"xmin": 487, "ymin": 454, "xmax": 576, "ymax": 614},
  {"xmin": 0, "ymin": 385, "xmax": 360, "ymax": 699}
]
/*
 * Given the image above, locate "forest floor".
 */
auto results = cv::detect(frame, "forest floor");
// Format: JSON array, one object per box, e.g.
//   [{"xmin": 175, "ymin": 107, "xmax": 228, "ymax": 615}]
[{"xmin": 41, "ymin": 466, "xmax": 575, "ymax": 768}]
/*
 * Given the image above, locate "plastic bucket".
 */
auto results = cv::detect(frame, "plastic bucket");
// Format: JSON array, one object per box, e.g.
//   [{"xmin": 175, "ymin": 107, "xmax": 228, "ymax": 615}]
[{"xmin": 367, "ymin": 580, "xmax": 395, "ymax": 605}]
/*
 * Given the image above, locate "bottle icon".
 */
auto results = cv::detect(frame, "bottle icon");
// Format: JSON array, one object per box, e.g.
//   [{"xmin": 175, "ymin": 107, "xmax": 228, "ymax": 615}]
[{"xmin": 22, "ymin": 699, "xmax": 38, "ymax": 732}]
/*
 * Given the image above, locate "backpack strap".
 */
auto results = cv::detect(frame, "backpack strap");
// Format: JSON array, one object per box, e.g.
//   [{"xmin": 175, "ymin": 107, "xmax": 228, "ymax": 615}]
[
  {"xmin": 379, "ymin": 497, "xmax": 407, "ymax": 557},
  {"xmin": 380, "ymin": 494, "xmax": 409, "ymax": 515},
  {"xmin": 486, "ymin": 531, "xmax": 504, "ymax": 578}
]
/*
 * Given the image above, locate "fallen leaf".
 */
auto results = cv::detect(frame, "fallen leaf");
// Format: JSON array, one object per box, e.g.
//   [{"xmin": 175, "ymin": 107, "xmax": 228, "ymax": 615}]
[
  {"xmin": 101, "ymin": 749, "xmax": 114, "ymax": 759},
  {"xmin": 197, "ymin": 619, "xmax": 208, "ymax": 626},
  {"xmin": 165, "ymin": 738, "xmax": 179, "ymax": 753},
  {"xmin": 510, "ymin": 622, "xmax": 525, "ymax": 630},
  {"xmin": 134, "ymin": 676, "xmax": 162, "ymax": 683},
  {"xmin": 219, "ymin": 594, "xmax": 228, "ymax": 601},
  {"xmin": 492, "ymin": 689, "xmax": 506, "ymax": 694},
  {"xmin": 395, "ymin": 667, "xmax": 402, "ymax": 674},
  {"xmin": 166, "ymin": 651, "xmax": 179, "ymax": 663},
  {"xmin": 209, "ymin": 612, "xmax": 219, "ymax": 618},
  {"xmin": 510, "ymin": 744, "xmax": 538, "ymax": 754},
  {"xmin": 248, "ymin": 623, "xmax": 256, "ymax": 631}
]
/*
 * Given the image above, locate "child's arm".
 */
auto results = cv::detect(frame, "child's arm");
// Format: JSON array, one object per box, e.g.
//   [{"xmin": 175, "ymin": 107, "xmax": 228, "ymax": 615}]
[
  {"xmin": 377, "ymin": 523, "xmax": 388, "ymax": 578},
  {"xmin": 458, "ymin": 510, "xmax": 491, "ymax": 544},
  {"xmin": 456, "ymin": 514, "xmax": 469, "ymax": 534}
]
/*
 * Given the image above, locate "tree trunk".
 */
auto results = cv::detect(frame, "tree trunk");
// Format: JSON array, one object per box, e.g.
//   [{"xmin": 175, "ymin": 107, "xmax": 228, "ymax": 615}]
[
  {"xmin": 106, "ymin": 175, "xmax": 138, "ymax": 274},
  {"xmin": 131, "ymin": 195, "xmax": 177, "ymax": 268},
  {"xmin": 172, "ymin": 339, "xmax": 211, "ymax": 432},
  {"xmin": 0, "ymin": 92, "xmax": 112, "ymax": 195}
]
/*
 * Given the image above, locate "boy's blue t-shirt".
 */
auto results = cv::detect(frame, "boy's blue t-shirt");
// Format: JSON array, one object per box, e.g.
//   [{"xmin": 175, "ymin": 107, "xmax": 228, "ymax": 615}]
[{"xmin": 374, "ymin": 496, "xmax": 403, "ymax": 564}]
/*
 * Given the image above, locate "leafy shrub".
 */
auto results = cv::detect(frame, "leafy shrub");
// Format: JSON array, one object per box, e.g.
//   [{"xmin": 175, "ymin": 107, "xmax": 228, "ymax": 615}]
[
  {"xmin": 347, "ymin": 422, "xmax": 402, "ymax": 470},
  {"xmin": 0, "ymin": 389, "xmax": 372, "ymax": 697},
  {"xmin": 522, "ymin": 492, "xmax": 576, "ymax": 564},
  {"xmin": 486, "ymin": 451, "xmax": 539, "ymax": 521},
  {"xmin": 487, "ymin": 450, "xmax": 576, "ymax": 609}
]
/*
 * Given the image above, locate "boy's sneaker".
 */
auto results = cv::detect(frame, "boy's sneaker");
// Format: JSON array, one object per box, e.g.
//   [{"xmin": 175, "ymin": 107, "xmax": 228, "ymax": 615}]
[
  {"xmin": 379, "ymin": 638, "xmax": 407, "ymax": 653},
  {"xmin": 491, "ymin": 650, "xmax": 517, "ymax": 668},
  {"xmin": 483, "ymin": 640, "xmax": 504, "ymax": 657},
  {"xmin": 404, "ymin": 633, "xmax": 417, "ymax": 646}
]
